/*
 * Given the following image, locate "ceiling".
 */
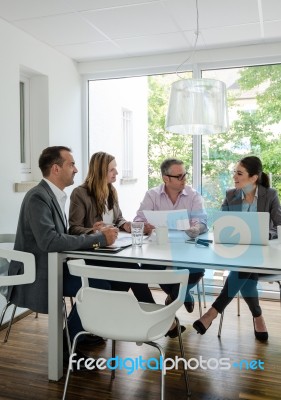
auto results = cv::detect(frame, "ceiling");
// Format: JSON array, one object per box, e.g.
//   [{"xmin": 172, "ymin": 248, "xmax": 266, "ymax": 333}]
[{"xmin": 1, "ymin": 0, "xmax": 281, "ymax": 63}]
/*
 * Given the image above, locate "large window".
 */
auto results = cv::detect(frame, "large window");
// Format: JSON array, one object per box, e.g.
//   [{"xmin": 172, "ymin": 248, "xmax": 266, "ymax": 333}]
[{"xmin": 201, "ymin": 65, "xmax": 281, "ymax": 225}]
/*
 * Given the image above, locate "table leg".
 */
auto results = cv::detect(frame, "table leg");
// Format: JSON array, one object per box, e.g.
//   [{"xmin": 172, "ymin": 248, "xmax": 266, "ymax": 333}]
[{"xmin": 48, "ymin": 252, "xmax": 64, "ymax": 381}]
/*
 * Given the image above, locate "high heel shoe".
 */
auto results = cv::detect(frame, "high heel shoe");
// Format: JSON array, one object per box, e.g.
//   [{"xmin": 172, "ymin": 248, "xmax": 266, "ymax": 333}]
[
  {"xmin": 193, "ymin": 319, "xmax": 212, "ymax": 335},
  {"xmin": 253, "ymin": 318, "xmax": 268, "ymax": 341},
  {"xmin": 165, "ymin": 325, "xmax": 186, "ymax": 338}
]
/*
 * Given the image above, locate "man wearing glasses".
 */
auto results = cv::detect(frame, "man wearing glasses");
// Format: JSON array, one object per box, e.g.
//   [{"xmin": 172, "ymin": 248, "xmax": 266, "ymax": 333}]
[{"xmin": 134, "ymin": 158, "xmax": 207, "ymax": 316}]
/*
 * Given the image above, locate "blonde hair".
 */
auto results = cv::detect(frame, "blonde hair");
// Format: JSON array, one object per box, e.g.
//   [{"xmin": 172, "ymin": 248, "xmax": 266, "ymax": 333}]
[{"xmin": 85, "ymin": 152, "xmax": 118, "ymax": 215}]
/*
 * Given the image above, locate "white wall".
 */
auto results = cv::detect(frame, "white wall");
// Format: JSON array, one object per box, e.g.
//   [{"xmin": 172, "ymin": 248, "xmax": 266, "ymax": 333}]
[{"xmin": 0, "ymin": 18, "xmax": 82, "ymax": 233}]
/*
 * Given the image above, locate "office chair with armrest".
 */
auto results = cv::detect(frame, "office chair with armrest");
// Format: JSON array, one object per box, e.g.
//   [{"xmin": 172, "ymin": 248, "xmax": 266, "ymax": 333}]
[
  {"xmin": 0, "ymin": 236, "xmax": 73, "ymax": 347},
  {"xmin": 0, "ymin": 244, "xmax": 36, "ymax": 333},
  {"xmin": 218, "ymin": 272, "xmax": 281, "ymax": 337},
  {"xmin": 63, "ymin": 259, "xmax": 191, "ymax": 400},
  {"xmin": 0, "ymin": 235, "xmax": 38, "ymax": 341}
]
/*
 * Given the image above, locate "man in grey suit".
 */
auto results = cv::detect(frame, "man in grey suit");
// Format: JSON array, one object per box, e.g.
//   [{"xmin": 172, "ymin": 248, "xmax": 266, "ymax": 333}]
[{"xmin": 8, "ymin": 146, "xmax": 118, "ymax": 365}]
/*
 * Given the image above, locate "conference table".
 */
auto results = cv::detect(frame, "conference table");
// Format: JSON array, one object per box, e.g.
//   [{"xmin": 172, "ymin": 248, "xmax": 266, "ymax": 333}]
[{"xmin": 48, "ymin": 232, "xmax": 281, "ymax": 381}]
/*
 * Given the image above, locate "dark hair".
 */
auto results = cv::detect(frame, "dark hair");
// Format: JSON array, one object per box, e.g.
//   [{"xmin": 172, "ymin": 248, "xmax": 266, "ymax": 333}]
[
  {"xmin": 160, "ymin": 158, "xmax": 184, "ymax": 176},
  {"xmin": 38, "ymin": 146, "xmax": 71, "ymax": 177},
  {"xmin": 239, "ymin": 156, "xmax": 270, "ymax": 188}
]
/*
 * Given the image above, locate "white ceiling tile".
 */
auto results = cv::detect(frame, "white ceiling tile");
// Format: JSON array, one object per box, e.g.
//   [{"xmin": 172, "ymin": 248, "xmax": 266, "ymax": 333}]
[
  {"xmin": 82, "ymin": 2, "xmax": 178, "ymax": 39},
  {"xmin": 115, "ymin": 32, "xmax": 191, "ymax": 56},
  {"xmin": 56, "ymin": 40, "xmax": 125, "ymax": 61},
  {"xmin": 0, "ymin": 0, "xmax": 280, "ymax": 62},
  {"xmin": 165, "ymin": 0, "xmax": 260, "ymax": 31},
  {"xmin": 261, "ymin": 0, "xmax": 281, "ymax": 21},
  {"xmin": 200, "ymin": 23, "xmax": 262, "ymax": 47},
  {"xmin": 0, "ymin": 0, "xmax": 72, "ymax": 21},
  {"xmin": 67, "ymin": 0, "xmax": 158, "ymax": 12},
  {"xmin": 13, "ymin": 13, "xmax": 107, "ymax": 46}
]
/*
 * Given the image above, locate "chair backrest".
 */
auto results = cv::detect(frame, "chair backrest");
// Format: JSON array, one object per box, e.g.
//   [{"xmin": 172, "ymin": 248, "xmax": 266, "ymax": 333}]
[
  {"xmin": 67, "ymin": 259, "xmax": 189, "ymax": 342},
  {"xmin": 0, "ymin": 244, "xmax": 36, "ymax": 287}
]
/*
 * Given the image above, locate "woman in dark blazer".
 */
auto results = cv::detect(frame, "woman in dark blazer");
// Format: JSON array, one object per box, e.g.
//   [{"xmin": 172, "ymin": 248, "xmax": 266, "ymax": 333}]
[{"xmin": 193, "ymin": 156, "xmax": 281, "ymax": 341}]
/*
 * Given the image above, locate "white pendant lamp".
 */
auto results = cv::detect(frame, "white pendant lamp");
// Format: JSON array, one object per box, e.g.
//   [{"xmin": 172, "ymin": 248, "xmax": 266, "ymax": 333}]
[
  {"xmin": 165, "ymin": 0, "xmax": 229, "ymax": 135},
  {"xmin": 165, "ymin": 78, "xmax": 229, "ymax": 135}
]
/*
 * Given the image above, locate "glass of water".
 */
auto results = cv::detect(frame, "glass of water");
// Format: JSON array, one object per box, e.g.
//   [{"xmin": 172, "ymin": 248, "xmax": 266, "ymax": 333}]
[{"xmin": 131, "ymin": 222, "xmax": 144, "ymax": 247}]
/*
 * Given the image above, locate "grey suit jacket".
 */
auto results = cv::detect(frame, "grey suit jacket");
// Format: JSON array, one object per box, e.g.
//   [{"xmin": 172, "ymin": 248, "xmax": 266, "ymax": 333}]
[
  {"xmin": 221, "ymin": 185, "xmax": 281, "ymax": 239},
  {"xmin": 8, "ymin": 179, "xmax": 106, "ymax": 313}
]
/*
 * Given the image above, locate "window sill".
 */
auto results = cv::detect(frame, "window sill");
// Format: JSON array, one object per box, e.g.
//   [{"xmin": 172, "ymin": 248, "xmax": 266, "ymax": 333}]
[
  {"xmin": 120, "ymin": 177, "xmax": 138, "ymax": 185},
  {"xmin": 14, "ymin": 181, "xmax": 38, "ymax": 192}
]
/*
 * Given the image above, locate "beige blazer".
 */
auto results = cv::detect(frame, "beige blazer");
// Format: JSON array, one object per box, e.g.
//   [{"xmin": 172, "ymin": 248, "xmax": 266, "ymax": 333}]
[{"xmin": 69, "ymin": 184, "xmax": 127, "ymax": 235}]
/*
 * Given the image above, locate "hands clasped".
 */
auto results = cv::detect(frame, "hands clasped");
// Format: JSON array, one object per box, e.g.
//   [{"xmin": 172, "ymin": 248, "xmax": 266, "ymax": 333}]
[
  {"xmin": 185, "ymin": 226, "xmax": 200, "ymax": 239},
  {"xmin": 100, "ymin": 226, "xmax": 119, "ymax": 246}
]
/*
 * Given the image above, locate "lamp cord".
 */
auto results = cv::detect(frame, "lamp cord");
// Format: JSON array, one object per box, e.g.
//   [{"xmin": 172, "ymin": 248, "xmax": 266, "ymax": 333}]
[{"xmin": 176, "ymin": 0, "xmax": 200, "ymax": 79}]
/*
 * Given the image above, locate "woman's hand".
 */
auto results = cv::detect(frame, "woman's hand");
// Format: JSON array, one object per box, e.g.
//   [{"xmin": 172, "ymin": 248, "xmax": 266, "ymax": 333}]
[
  {"xmin": 92, "ymin": 221, "xmax": 106, "ymax": 232},
  {"xmin": 121, "ymin": 222, "xmax": 131, "ymax": 233}
]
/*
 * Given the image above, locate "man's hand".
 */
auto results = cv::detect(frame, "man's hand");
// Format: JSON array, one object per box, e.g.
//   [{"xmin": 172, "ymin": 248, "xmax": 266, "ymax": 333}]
[
  {"xmin": 101, "ymin": 226, "xmax": 119, "ymax": 246},
  {"xmin": 185, "ymin": 226, "xmax": 200, "ymax": 239},
  {"xmin": 143, "ymin": 222, "xmax": 155, "ymax": 235}
]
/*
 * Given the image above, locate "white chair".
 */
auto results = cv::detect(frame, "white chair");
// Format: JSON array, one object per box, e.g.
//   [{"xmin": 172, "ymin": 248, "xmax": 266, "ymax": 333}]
[
  {"xmin": 218, "ymin": 271, "xmax": 281, "ymax": 337},
  {"xmin": 0, "ymin": 235, "xmax": 37, "ymax": 341},
  {"xmin": 0, "ymin": 243, "xmax": 36, "ymax": 336},
  {"xmin": 63, "ymin": 259, "xmax": 191, "ymax": 400}
]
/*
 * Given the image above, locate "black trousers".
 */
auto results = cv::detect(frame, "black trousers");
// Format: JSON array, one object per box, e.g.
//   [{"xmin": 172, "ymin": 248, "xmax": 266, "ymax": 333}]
[
  {"xmin": 140, "ymin": 264, "xmax": 205, "ymax": 302},
  {"xmin": 212, "ymin": 271, "xmax": 261, "ymax": 317}
]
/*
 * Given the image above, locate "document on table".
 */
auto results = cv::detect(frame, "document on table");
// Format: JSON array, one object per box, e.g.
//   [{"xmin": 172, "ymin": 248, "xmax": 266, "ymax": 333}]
[
  {"xmin": 143, "ymin": 209, "xmax": 190, "ymax": 230},
  {"xmin": 114, "ymin": 231, "xmax": 133, "ymax": 247}
]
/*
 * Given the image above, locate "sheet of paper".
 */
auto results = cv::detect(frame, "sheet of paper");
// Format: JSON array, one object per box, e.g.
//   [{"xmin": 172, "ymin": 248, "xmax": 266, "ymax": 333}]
[
  {"xmin": 143, "ymin": 209, "xmax": 190, "ymax": 230},
  {"xmin": 114, "ymin": 234, "xmax": 132, "ymax": 247}
]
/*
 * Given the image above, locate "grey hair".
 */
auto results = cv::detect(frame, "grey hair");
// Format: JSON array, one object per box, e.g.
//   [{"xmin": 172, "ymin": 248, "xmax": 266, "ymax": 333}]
[{"xmin": 160, "ymin": 158, "xmax": 184, "ymax": 176}]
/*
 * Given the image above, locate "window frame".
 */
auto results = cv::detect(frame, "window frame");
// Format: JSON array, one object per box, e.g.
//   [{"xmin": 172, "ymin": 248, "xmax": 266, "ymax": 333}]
[{"xmin": 19, "ymin": 75, "xmax": 31, "ymax": 175}]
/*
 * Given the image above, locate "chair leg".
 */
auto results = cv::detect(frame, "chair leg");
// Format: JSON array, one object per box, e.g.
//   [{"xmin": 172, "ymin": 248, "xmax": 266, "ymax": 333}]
[
  {"xmin": 196, "ymin": 283, "xmax": 202, "ymax": 317},
  {"xmin": 62, "ymin": 297, "xmax": 71, "ymax": 355},
  {"xmin": 4, "ymin": 304, "xmax": 17, "ymax": 342},
  {"xmin": 218, "ymin": 311, "xmax": 224, "ymax": 338},
  {"xmin": 175, "ymin": 316, "xmax": 191, "ymax": 398},
  {"xmin": 237, "ymin": 292, "xmax": 240, "ymax": 316},
  {"xmin": 111, "ymin": 339, "xmax": 116, "ymax": 380},
  {"xmin": 62, "ymin": 331, "xmax": 86, "ymax": 400},
  {"xmin": 147, "ymin": 341, "xmax": 166, "ymax": 400},
  {"xmin": 277, "ymin": 281, "xmax": 281, "ymax": 305},
  {"xmin": 201, "ymin": 277, "xmax": 207, "ymax": 308},
  {"xmin": 0, "ymin": 300, "xmax": 11, "ymax": 327}
]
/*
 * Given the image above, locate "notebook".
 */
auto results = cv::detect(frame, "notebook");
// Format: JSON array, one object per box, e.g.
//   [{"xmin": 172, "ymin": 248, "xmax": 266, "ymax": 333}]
[{"xmin": 213, "ymin": 211, "xmax": 270, "ymax": 245}]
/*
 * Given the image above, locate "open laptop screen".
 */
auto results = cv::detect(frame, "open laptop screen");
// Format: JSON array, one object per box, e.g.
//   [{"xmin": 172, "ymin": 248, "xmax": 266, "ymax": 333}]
[{"xmin": 213, "ymin": 211, "xmax": 269, "ymax": 245}]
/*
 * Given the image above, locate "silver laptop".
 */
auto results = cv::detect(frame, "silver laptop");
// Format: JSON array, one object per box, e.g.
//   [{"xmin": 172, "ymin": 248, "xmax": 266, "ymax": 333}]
[{"xmin": 213, "ymin": 211, "xmax": 269, "ymax": 245}]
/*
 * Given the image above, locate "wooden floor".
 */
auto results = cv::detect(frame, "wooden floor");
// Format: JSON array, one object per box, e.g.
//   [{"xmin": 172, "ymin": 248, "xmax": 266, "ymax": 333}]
[{"xmin": 0, "ymin": 290, "xmax": 281, "ymax": 400}]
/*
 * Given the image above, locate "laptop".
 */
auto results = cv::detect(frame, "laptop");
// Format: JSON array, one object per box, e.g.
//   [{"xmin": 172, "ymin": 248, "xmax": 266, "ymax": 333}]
[{"xmin": 213, "ymin": 211, "xmax": 270, "ymax": 245}]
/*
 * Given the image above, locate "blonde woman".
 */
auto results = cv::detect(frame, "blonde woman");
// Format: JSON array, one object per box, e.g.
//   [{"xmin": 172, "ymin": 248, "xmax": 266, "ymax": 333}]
[{"xmin": 69, "ymin": 151, "xmax": 154, "ymax": 302}]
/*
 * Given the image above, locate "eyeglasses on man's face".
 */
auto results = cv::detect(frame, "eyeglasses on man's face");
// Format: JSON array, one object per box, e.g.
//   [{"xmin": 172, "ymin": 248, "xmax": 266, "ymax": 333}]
[{"xmin": 165, "ymin": 172, "xmax": 187, "ymax": 181}]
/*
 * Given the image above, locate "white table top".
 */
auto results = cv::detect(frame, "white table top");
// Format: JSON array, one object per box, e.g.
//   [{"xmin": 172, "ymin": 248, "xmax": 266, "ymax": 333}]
[{"xmin": 63, "ymin": 232, "xmax": 281, "ymax": 274}]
